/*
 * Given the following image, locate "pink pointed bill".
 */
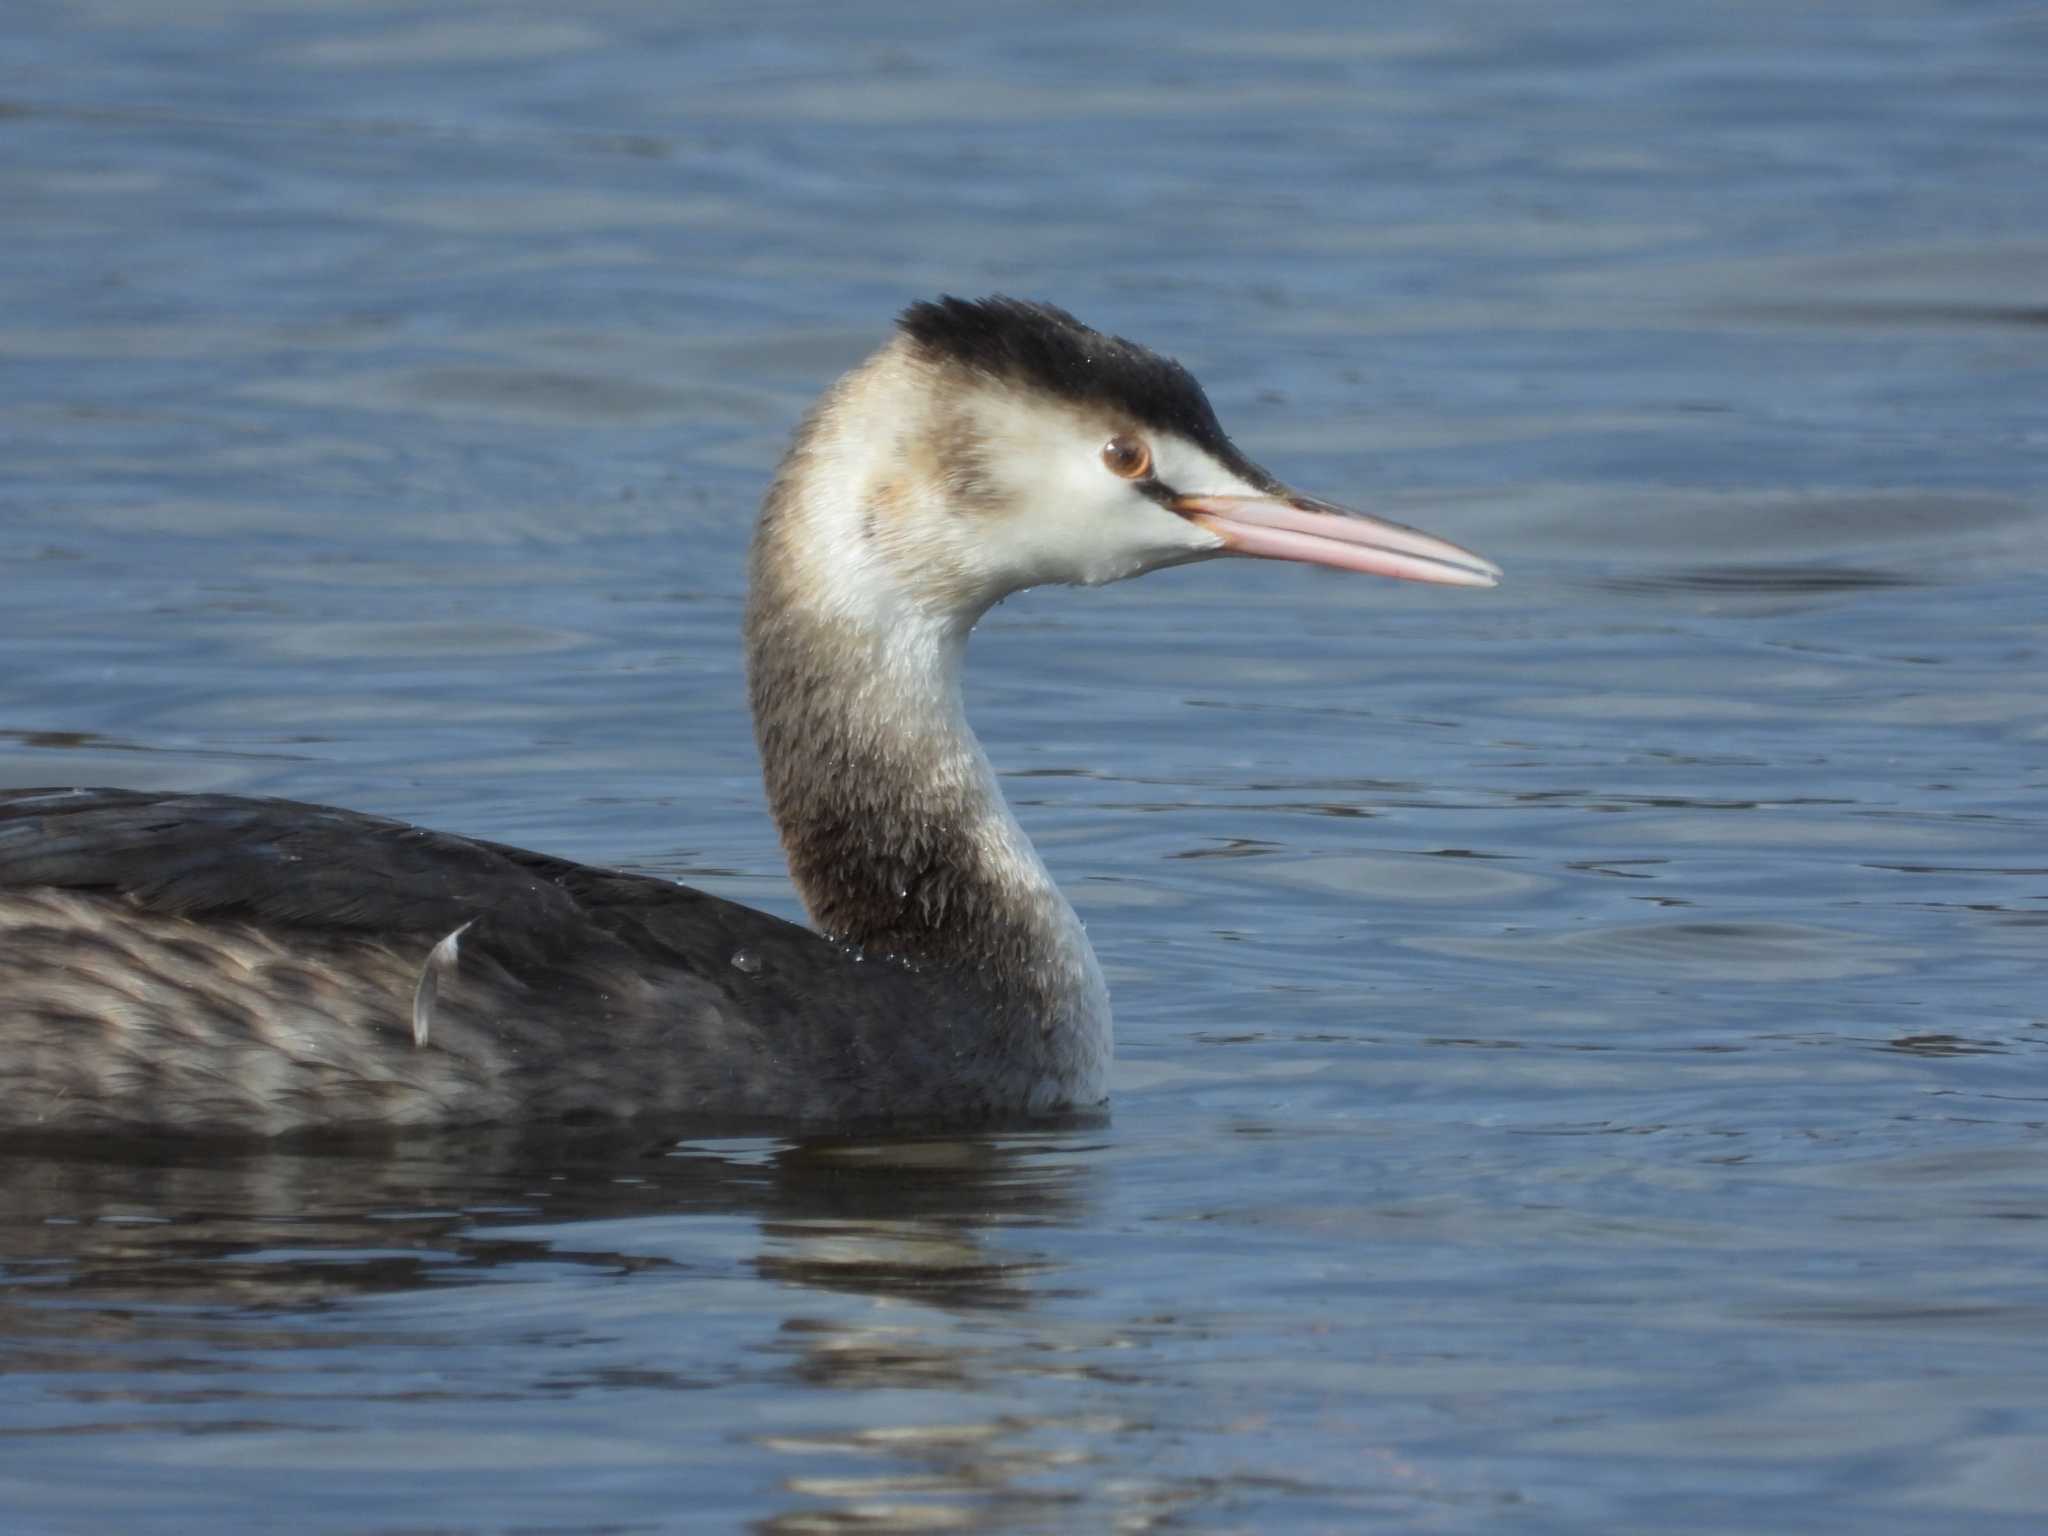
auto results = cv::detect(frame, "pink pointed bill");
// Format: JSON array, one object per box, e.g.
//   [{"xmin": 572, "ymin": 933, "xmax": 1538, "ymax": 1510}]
[{"xmin": 1175, "ymin": 493, "xmax": 1501, "ymax": 588}]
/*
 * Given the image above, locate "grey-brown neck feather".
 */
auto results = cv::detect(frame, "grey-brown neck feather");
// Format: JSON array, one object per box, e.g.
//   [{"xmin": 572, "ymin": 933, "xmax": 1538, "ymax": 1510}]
[{"xmin": 741, "ymin": 372, "xmax": 1109, "ymax": 1081}]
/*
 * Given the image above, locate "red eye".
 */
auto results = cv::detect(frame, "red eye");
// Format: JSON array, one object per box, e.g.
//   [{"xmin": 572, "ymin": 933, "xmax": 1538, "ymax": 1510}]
[{"xmin": 1100, "ymin": 434, "xmax": 1152, "ymax": 480}]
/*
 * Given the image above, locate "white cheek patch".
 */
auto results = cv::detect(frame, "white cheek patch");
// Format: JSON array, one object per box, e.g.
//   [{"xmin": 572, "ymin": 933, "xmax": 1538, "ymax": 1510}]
[
  {"xmin": 903, "ymin": 395, "xmax": 1272, "ymax": 597},
  {"xmin": 986, "ymin": 422, "xmax": 1256, "ymax": 587},
  {"xmin": 1148, "ymin": 436, "xmax": 1268, "ymax": 502}
]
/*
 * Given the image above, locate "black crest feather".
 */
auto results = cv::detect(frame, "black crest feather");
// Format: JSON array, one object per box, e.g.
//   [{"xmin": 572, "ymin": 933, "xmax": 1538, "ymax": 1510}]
[{"xmin": 898, "ymin": 296, "xmax": 1265, "ymax": 479}]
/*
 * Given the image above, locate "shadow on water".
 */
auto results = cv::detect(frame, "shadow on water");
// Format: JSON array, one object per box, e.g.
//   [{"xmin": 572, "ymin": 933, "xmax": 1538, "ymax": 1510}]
[
  {"xmin": 0, "ymin": 1128, "xmax": 1106, "ymax": 1528},
  {"xmin": 1593, "ymin": 564, "xmax": 1924, "ymax": 596},
  {"xmin": 0, "ymin": 1123, "xmax": 1098, "ymax": 1299}
]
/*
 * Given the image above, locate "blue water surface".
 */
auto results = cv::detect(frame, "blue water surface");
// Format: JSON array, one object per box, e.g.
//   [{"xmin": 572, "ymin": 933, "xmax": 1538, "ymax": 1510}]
[{"xmin": 2, "ymin": 1, "xmax": 2045, "ymax": 1530}]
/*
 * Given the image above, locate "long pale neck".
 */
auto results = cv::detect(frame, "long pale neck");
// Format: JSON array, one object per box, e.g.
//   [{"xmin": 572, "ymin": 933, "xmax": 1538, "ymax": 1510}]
[{"xmin": 741, "ymin": 359, "xmax": 1108, "ymax": 1074}]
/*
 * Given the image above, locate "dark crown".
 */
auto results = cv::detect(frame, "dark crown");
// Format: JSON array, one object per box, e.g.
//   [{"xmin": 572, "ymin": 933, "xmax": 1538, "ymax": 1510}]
[{"xmin": 897, "ymin": 296, "xmax": 1265, "ymax": 482}]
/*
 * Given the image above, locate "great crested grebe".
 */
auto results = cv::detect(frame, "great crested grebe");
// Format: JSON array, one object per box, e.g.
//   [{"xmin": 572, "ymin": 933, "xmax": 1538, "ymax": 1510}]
[{"xmin": 0, "ymin": 297, "xmax": 1498, "ymax": 1137}]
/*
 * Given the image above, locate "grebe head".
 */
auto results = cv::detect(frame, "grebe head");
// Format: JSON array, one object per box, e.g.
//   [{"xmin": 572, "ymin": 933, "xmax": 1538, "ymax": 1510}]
[{"xmin": 783, "ymin": 296, "xmax": 1498, "ymax": 629}]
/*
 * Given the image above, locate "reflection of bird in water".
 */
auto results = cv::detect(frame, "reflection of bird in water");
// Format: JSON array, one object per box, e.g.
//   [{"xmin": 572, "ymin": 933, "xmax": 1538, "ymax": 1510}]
[
  {"xmin": 0, "ymin": 298, "xmax": 1497, "ymax": 1136},
  {"xmin": 6, "ymin": 1130, "xmax": 1097, "ymax": 1530}
]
